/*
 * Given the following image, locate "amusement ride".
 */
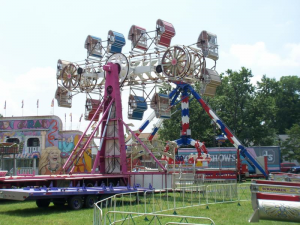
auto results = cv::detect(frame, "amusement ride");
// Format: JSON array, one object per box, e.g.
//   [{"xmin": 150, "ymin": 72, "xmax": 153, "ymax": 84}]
[{"xmin": 54, "ymin": 19, "xmax": 268, "ymax": 178}]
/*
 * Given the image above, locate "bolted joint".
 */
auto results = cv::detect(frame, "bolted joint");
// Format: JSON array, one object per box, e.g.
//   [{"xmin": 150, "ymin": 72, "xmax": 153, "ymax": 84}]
[{"xmin": 103, "ymin": 65, "xmax": 111, "ymax": 72}]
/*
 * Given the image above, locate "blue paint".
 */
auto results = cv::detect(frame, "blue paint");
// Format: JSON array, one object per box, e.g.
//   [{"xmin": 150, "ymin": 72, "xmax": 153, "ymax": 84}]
[
  {"xmin": 108, "ymin": 31, "xmax": 126, "ymax": 54},
  {"xmin": 140, "ymin": 120, "xmax": 150, "ymax": 131}
]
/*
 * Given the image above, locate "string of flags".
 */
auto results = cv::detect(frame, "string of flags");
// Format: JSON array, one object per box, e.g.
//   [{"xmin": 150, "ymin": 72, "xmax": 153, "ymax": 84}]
[{"xmin": 2, "ymin": 100, "xmax": 83, "ymax": 124}]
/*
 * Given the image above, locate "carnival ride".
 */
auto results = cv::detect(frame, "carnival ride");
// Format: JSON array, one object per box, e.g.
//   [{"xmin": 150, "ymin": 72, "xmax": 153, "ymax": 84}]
[
  {"xmin": 0, "ymin": 18, "xmax": 275, "ymax": 213},
  {"xmin": 53, "ymin": 19, "xmax": 268, "ymax": 179}
]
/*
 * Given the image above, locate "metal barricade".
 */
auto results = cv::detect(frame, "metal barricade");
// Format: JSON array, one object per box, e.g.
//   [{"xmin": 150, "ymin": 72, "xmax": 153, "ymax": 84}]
[
  {"xmin": 93, "ymin": 183, "xmax": 251, "ymax": 225},
  {"xmin": 105, "ymin": 211, "xmax": 215, "ymax": 225}
]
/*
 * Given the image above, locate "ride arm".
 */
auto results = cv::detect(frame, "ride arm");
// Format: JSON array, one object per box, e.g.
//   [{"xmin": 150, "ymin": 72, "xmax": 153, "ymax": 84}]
[
  {"xmin": 188, "ymin": 84, "xmax": 268, "ymax": 178},
  {"xmin": 148, "ymin": 119, "xmax": 163, "ymax": 141}
]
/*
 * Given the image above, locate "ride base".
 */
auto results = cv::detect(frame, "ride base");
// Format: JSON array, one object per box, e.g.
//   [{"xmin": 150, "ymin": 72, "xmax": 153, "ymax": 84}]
[{"xmin": 0, "ymin": 173, "xmax": 128, "ymax": 189}]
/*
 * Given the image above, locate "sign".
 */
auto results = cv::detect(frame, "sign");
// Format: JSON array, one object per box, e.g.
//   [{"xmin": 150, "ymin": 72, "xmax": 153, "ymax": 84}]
[{"xmin": 258, "ymin": 185, "xmax": 300, "ymax": 195}]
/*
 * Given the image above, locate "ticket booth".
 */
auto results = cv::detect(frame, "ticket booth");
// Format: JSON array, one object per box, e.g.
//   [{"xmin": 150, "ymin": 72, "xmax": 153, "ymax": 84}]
[{"xmin": 0, "ymin": 143, "xmax": 19, "ymax": 176}]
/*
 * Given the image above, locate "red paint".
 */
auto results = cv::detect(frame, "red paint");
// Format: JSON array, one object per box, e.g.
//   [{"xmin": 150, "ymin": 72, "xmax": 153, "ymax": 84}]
[
  {"xmin": 47, "ymin": 120, "xmax": 58, "ymax": 146},
  {"xmin": 256, "ymin": 193, "xmax": 300, "ymax": 201},
  {"xmin": 255, "ymin": 180, "xmax": 300, "ymax": 187}
]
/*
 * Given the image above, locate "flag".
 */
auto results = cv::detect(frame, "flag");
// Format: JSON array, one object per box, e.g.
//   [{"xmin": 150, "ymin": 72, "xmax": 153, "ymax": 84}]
[
  {"xmin": 51, "ymin": 98, "xmax": 54, "ymax": 107},
  {"xmin": 21, "ymin": 100, "xmax": 24, "ymax": 108},
  {"xmin": 65, "ymin": 113, "xmax": 66, "ymax": 122},
  {"xmin": 4, "ymin": 101, "xmax": 6, "ymax": 109},
  {"xmin": 70, "ymin": 113, "xmax": 72, "ymax": 122},
  {"xmin": 37, "ymin": 99, "xmax": 39, "ymax": 108},
  {"xmin": 79, "ymin": 113, "xmax": 83, "ymax": 122}
]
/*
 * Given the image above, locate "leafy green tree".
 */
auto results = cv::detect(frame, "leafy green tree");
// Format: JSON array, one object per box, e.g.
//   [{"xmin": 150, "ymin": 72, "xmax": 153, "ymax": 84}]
[
  {"xmin": 159, "ymin": 67, "xmax": 259, "ymax": 147},
  {"xmin": 275, "ymin": 76, "xmax": 300, "ymax": 133},
  {"xmin": 212, "ymin": 68, "xmax": 255, "ymax": 145},
  {"xmin": 249, "ymin": 75, "xmax": 278, "ymax": 145},
  {"xmin": 281, "ymin": 123, "xmax": 300, "ymax": 162},
  {"xmin": 159, "ymin": 68, "xmax": 297, "ymax": 147}
]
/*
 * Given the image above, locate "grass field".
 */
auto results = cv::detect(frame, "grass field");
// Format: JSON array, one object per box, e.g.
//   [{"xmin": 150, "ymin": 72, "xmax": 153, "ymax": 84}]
[{"xmin": 0, "ymin": 199, "xmax": 299, "ymax": 225}]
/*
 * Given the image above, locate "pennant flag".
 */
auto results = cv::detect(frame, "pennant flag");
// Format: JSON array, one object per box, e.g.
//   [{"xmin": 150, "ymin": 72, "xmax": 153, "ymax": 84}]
[
  {"xmin": 51, "ymin": 98, "xmax": 54, "ymax": 107},
  {"xmin": 70, "ymin": 113, "xmax": 72, "ymax": 122},
  {"xmin": 65, "ymin": 113, "xmax": 66, "ymax": 122},
  {"xmin": 4, "ymin": 100, "xmax": 6, "ymax": 110},
  {"xmin": 37, "ymin": 99, "xmax": 39, "ymax": 108},
  {"xmin": 21, "ymin": 100, "xmax": 24, "ymax": 108},
  {"xmin": 79, "ymin": 113, "xmax": 83, "ymax": 122}
]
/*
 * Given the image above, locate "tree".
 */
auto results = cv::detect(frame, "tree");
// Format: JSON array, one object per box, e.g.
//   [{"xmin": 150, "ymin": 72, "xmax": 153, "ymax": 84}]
[
  {"xmin": 159, "ymin": 67, "xmax": 259, "ymax": 147},
  {"xmin": 281, "ymin": 123, "xmax": 300, "ymax": 162},
  {"xmin": 249, "ymin": 75, "xmax": 278, "ymax": 145},
  {"xmin": 159, "ymin": 68, "xmax": 297, "ymax": 147},
  {"xmin": 275, "ymin": 76, "xmax": 300, "ymax": 133}
]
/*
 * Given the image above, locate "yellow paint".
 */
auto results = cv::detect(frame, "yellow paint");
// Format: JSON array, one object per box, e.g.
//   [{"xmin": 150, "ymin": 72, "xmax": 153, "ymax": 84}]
[
  {"xmin": 72, "ymin": 135, "xmax": 92, "ymax": 173},
  {"xmin": 196, "ymin": 161, "xmax": 203, "ymax": 167}
]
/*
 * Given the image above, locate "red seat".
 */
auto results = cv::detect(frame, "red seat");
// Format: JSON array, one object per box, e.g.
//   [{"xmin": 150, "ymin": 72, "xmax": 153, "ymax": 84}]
[{"xmin": 156, "ymin": 19, "xmax": 175, "ymax": 48}]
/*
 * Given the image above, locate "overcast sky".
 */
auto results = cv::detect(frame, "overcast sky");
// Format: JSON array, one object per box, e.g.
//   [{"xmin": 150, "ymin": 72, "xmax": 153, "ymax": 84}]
[{"xmin": 0, "ymin": 0, "xmax": 299, "ymax": 133}]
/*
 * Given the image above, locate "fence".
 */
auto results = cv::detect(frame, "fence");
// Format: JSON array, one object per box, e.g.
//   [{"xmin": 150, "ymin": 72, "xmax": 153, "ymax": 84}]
[{"xmin": 94, "ymin": 183, "xmax": 251, "ymax": 225}]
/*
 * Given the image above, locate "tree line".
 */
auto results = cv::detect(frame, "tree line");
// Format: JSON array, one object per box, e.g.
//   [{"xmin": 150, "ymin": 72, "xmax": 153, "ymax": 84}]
[{"xmin": 158, "ymin": 68, "xmax": 300, "ymax": 161}]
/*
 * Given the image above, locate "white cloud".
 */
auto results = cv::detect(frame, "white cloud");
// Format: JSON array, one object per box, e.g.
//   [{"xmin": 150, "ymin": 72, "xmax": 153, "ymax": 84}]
[
  {"xmin": 219, "ymin": 42, "xmax": 300, "ymax": 83},
  {"xmin": 230, "ymin": 42, "xmax": 299, "ymax": 68},
  {"xmin": 0, "ymin": 67, "xmax": 56, "ymax": 117}
]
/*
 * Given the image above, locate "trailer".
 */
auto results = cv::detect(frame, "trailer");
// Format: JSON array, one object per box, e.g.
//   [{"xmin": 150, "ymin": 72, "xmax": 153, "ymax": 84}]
[{"xmin": 0, "ymin": 182, "xmax": 153, "ymax": 210}]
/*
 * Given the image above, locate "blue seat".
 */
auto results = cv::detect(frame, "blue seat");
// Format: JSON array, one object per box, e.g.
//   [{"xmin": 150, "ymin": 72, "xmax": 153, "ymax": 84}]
[
  {"xmin": 128, "ymin": 95, "xmax": 147, "ymax": 120},
  {"xmin": 107, "ymin": 30, "xmax": 126, "ymax": 54},
  {"xmin": 84, "ymin": 35, "xmax": 103, "ymax": 58}
]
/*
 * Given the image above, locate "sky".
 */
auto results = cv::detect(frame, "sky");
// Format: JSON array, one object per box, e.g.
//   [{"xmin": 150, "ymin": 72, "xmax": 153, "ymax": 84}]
[{"xmin": 0, "ymin": 0, "xmax": 299, "ymax": 133}]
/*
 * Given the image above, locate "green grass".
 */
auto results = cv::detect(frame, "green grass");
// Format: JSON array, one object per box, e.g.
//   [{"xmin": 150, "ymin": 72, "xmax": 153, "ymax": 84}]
[
  {"xmin": 0, "ymin": 200, "xmax": 93, "ymax": 225},
  {"xmin": 1, "ymin": 199, "xmax": 299, "ymax": 225}
]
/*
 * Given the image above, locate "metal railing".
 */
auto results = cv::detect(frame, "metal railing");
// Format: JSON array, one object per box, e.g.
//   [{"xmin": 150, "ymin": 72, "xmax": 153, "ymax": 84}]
[
  {"xmin": 105, "ymin": 211, "xmax": 215, "ymax": 225},
  {"xmin": 94, "ymin": 183, "xmax": 251, "ymax": 224}
]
